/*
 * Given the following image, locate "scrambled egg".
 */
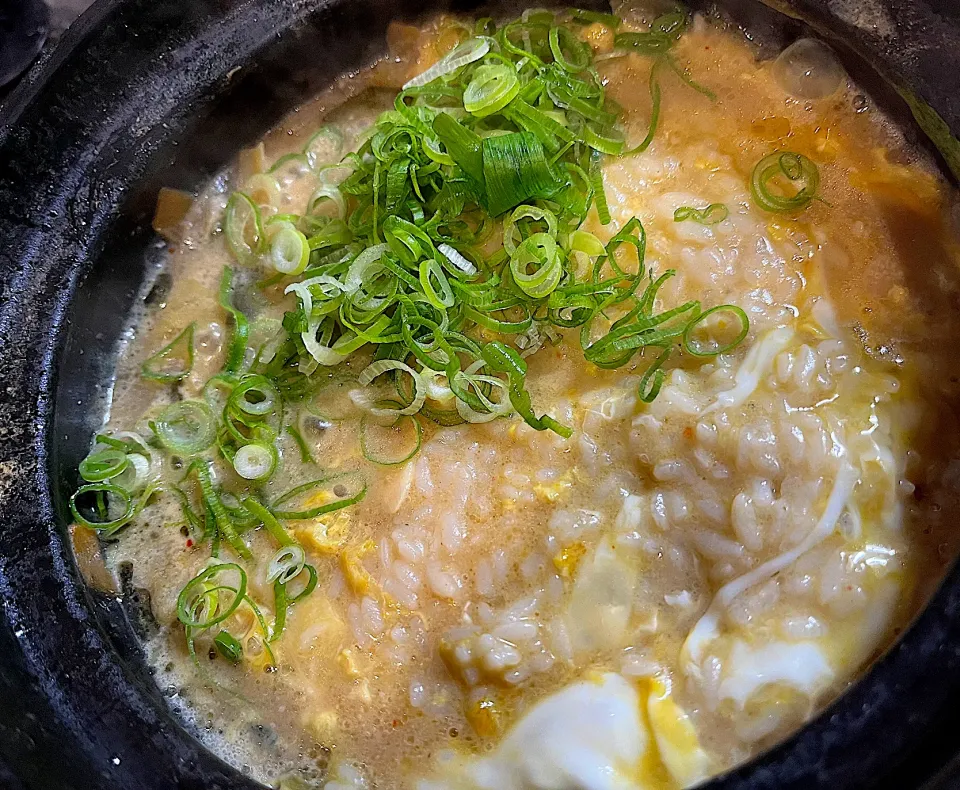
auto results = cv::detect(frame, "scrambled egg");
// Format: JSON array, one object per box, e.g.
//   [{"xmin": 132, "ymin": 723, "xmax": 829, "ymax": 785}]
[
  {"xmin": 416, "ymin": 673, "xmax": 711, "ymax": 790},
  {"xmin": 340, "ymin": 540, "xmax": 379, "ymax": 598},
  {"xmin": 465, "ymin": 695, "xmax": 503, "ymax": 740},
  {"xmin": 645, "ymin": 677, "xmax": 710, "ymax": 788},
  {"xmin": 552, "ymin": 541, "xmax": 588, "ymax": 579},
  {"xmin": 291, "ymin": 489, "xmax": 351, "ymax": 554},
  {"xmin": 534, "ymin": 470, "xmax": 576, "ymax": 504},
  {"xmin": 416, "ymin": 673, "xmax": 648, "ymax": 790}
]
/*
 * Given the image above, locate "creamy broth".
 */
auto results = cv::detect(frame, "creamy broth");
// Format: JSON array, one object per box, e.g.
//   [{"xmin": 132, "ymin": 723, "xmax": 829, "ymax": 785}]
[{"xmin": 78, "ymin": 7, "xmax": 960, "ymax": 790}]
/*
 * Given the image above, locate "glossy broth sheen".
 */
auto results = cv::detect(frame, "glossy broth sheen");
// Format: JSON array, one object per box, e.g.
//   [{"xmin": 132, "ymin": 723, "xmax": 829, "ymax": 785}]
[{"xmin": 93, "ymin": 7, "xmax": 960, "ymax": 790}]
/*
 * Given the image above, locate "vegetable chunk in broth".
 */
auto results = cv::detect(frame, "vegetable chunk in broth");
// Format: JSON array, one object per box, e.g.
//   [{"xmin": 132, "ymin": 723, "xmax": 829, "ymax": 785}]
[{"xmin": 72, "ymin": 4, "xmax": 960, "ymax": 789}]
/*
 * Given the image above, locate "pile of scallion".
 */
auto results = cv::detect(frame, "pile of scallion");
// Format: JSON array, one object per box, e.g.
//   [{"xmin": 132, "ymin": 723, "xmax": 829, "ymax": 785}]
[
  {"xmin": 225, "ymin": 6, "xmax": 752, "ymax": 437},
  {"xmin": 70, "ymin": 7, "xmax": 829, "ymax": 669}
]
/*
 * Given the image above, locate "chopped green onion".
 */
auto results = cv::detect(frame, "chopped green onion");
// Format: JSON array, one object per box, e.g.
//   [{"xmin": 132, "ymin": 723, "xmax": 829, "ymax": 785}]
[
  {"xmin": 674, "ymin": 203, "xmax": 729, "ymax": 225},
  {"xmin": 483, "ymin": 132, "xmax": 562, "ymax": 216},
  {"xmin": 193, "ymin": 461, "xmax": 251, "ymax": 559},
  {"xmin": 154, "ymin": 401, "xmax": 217, "ymax": 455},
  {"xmin": 464, "ymin": 64, "xmax": 521, "ymax": 117},
  {"xmin": 432, "ymin": 113, "xmax": 485, "ymax": 185},
  {"xmin": 583, "ymin": 123, "xmax": 626, "ymax": 155},
  {"xmin": 682, "ymin": 304, "xmax": 750, "ymax": 356},
  {"xmin": 79, "ymin": 449, "xmax": 130, "ymax": 483},
  {"xmin": 95, "ymin": 432, "xmax": 151, "ymax": 456},
  {"xmin": 665, "ymin": 55, "xmax": 717, "ymax": 101},
  {"xmin": 245, "ymin": 174, "xmax": 281, "ymax": 208},
  {"xmin": 420, "ymin": 134, "xmax": 454, "ymax": 170},
  {"xmin": 176, "ymin": 563, "xmax": 248, "ymax": 628},
  {"xmin": 503, "ymin": 205, "xmax": 559, "ymax": 256},
  {"xmin": 270, "ymin": 563, "xmax": 318, "ymax": 641},
  {"xmin": 303, "ymin": 127, "xmax": 345, "ymax": 168},
  {"xmin": 549, "ymin": 25, "xmax": 591, "ymax": 72},
  {"xmin": 224, "ymin": 192, "xmax": 265, "ymax": 265},
  {"xmin": 481, "ymin": 341, "xmax": 571, "ymax": 437},
  {"xmin": 419, "ymin": 258, "xmax": 456, "ymax": 309},
  {"xmin": 475, "ymin": 16, "xmax": 496, "ymax": 35},
  {"xmin": 500, "ymin": 19, "xmax": 551, "ymax": 65},
  {"xmin": 510, "ymin": 233, "xmax": 563, "ymax": 299},
  {"xmin": 172, "ymin": 485, "xmax": 205, "ymax": 539},
  {"xmin": 590, "ymin": 157, "xmax": 611, "ymax": 225},
  {"xmin": 69, "ymin": 483, "xmax": 136, "ymax": 535},
  {"xmin": 267, "ymin": 222, "xmax": 310, "ymax": 275},
  {"xmin": 613, "ymin": 31, "xmax": 673, "ymax": 55},
  {"xmin": 271, "ymin": 473, "xmax": 367, "ymax": 520},
  {"xmin": 570, "ymin": 229, "xmax": 605, "ymax": 257},
  {"xmin": 141, "ymin": 323, "xmax": 195, "ymax": 383},
  {"xmin": 637, "ymin": 347, "xmax": 671, "ymax": 403},
  {"xmin": 243, "ymin": 496, "xmax": 296, "ymax": 548},
  {"xmin": 307, "ymin": 184, "xmax": 347, "ymax": 220},
  {"xmin": 606, "ymin": 217, "xmax": 647, "ymax": 278},
  {"xmin": 452, "ymin": 359, "xmax": 513, "ymax": 423},
  {"xmin": 507, "ymin": 99, "xmax": 574, "ymax": 153},
  {"xmin": 404, "ymin": 37, "xmax": 491, "ymax": 89},
  {"xmin": 219, "ymin": 267, "xmax": 250, "ymax": 375},
  {"xmin": 213, "ymin": 631, "xmax": 243, "ymax": 663},
  {"xmin": 266, "ymin": 545, "xmax": 306, "ymax": 584},
  {"xmin": 285, "ymin": 424, "xmax": 315, "ymax": 464},
  {"xmin": 653, "ymin": 10, "xmax": 689, "ymax": 38},
  {"xmin": 624, "ymin": 66, "xmax": 662, "ymax": 155},
  {"xmin": 232, "ymin": 443, "xmax": 278, "ymax": 480},
  {"xmin": 228, "ymin": 375, "xmax": 281, "ymax": 419},
  {"xmin": 751, "ymin": 151, "xmax": 820, "ymax": 212},
  {"xmin": 569, "ymin": 9, "xmax": 621, "ymax": 28},
  {"xmin": 360, "ymin": 401, "xmax": 423, "ymax": 465},
  {"xmin": 269, "ymin": 152, "xmax": 311, "ymax": 183},
  {"xmin": 358, "ymin": 360, "xmax": 426, "ymax": 417}
]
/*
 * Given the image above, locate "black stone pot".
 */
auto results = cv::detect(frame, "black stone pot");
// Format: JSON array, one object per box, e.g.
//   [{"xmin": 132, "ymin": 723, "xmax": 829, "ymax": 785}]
[{"xmin": 2, "ymin": 0, "xmax": 960, "ymax": 788}]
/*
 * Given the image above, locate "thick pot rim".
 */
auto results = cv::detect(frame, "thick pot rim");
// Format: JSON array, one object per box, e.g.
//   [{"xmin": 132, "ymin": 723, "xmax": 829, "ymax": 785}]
[{"xmin": 1, "ymin": 0, "xmax": 960, "ymax": 787}]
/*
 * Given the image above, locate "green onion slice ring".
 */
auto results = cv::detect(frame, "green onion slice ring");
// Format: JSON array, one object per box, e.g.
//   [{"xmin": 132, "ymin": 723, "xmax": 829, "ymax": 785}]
[
  {"xmin": 750, "ymin": 151, "xmax": 820, "ymax": 213},
  {"xmin": 78, "ymin": 449, "xmax": 130, "ymax": 483},
  {"xmin": 224, "ymin": 192, "xmax": 265, "ymax": 265},
  {"xmin": 177, "ymin": 563, "xmax": 248, "ymax": 629},
  {"xmin": 271, "ymin": 473, "xmax": 368, "ymax": 520},
  {"xmin": 154, "ymin": 401, "xmax": 217, "ymax": 455},
  {"xmin": 463, "ymin": 64, "xmax": 521, "ymax": 117},
  {"xmin": 682, "ymin": 304, "xmax": 750, "ymax": 357},
  {"xmin": 141, "ymin": 323, "xmax": 195, "ymax": 383},
  {"xmin": 360, "ymin": 400, "xmax": 424, "ymax": 465}
]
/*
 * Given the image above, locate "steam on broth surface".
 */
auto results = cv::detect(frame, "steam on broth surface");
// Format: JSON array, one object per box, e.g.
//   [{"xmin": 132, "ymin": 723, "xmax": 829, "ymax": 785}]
[{"xmin": 72, "ymin": 5, "xmax": 960, "ymax": 789}]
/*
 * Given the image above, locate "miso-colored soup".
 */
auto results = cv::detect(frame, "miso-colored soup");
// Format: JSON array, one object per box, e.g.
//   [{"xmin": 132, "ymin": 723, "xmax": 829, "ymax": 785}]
[{"xmin": 70, "ymin": 5, "xmax": 960, "ymax": 789}]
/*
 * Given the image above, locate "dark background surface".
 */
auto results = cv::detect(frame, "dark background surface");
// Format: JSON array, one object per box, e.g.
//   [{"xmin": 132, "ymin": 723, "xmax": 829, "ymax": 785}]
[
  {"xmin": 4, "ymin": 0, "xmax": 73, "ymax": 775},
  {"xmin": 3, "ymin": 4, "xmax": 87, "ymax": 780},
  {"xmin": 46, "ymin": 0, "xmax": 96, "ymax": 39},
  {"xmin": 0, "ymin": 0, "xmax": 93, "ymax": 98}
]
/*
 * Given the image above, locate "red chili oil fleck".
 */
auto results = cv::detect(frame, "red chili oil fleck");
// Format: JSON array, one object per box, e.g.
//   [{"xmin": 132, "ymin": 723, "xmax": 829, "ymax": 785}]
[{"xmin": 186, "ymin": 539, "xmax": 194, "ymax": 548}]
